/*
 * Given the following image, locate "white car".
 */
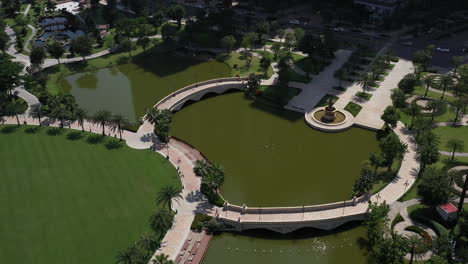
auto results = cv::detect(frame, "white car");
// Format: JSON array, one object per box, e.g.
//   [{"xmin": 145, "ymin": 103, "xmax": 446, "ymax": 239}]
[
  {"xmin": 401, "ymin": 41, "xmax": 413, "ymax": 46},
  {"xmin": 436, "ymin": 47, "xmax": 450, "ymax": 52},
  {"xmin": 333, "ymin": 27, "xmax": 345, "ymax": 32},
  {"xmin": 289, "ymin": 20, "xmax": 300, "ymax": 25}
]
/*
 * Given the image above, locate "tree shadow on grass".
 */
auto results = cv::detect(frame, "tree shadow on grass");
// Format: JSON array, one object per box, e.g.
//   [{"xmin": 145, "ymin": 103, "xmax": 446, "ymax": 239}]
[
  {"xmin": 25, "ymin": 126, "xmax": 40, "ymax": 134},
  {"xmin": 86, "ymin": 134, "xmax": 105, "ymax": 144},
  {"xmin": 66, "ymin": 131, "xmax": 85, "ymax": 141},
  {"xmin": 104, "ymin": 138, "xmax": 123, "ymax": 150},
  {"xmin": 1, "ymin": 125, "xmax": 19, "ymax": 134},
  {"xmin": 46, "ymin": 127, "xmax": 64, "ymax": 136}
]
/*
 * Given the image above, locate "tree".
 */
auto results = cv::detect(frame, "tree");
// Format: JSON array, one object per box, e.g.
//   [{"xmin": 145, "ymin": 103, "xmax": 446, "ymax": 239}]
[
  {"xmin": 240, "ymin": 49, "xmax": 252, "ymax": 68},
  {"xmin": 6, "ymin": 98, "xmax": 25, "ymax": 126},
  {"xmin": 220, "ymin": 35, "xmax": 236, "ymax": 54},
  {"xmin": 166, "ymin": 5, "xmax": 185, "ymax": 29},
  {"xmin": 153, "ymin": 254, "xmax": 174, "ymax": 264},
  {"xmin": 437, "ymin": 75, "xmax": 453, "ymax": 99},
  {"xmin": 149, "ymin": 209, "xmax": 174, "ymax": 235},
  {"xmin": 145, "ymin": 108, "xmax": 172, "ymax": 143},
  {"xmin": 412, "ymin": 47, "xmax": 433, "ymax": 71},
  {"xmin": 365, "ymin": 202, "xmax": 390, "ymax": 245},
  {"xmin": 381, "ymin": 106, "xmax": 400, "ymax": 128},
  {"xmin": 369, "ymin": 152, "xmax": 385, "ymax": 176},
  {"xmin": 255, "ymin": 21, "xmax": 270, "ymax": 41},
  {"xmin": 74, "ymin": 108, "xmax": 87, "ymax": 132},
  {"xmin": 155, "ymin": 185, "xmax": 182, "ymax": 211},
  {"xmin": 149, "ymin": 11, "xmax": 164, "ymax": 29},
  {"xmin": 29, "ymin": 46, "xmax": 47, "ymax": 67},
  {"xmin": 294, "ymin": 28, "xmax": 305, "ymax": 46},
  {"xmin": 408, "ymin": 101, "xmax": 419, "ymax": 128},
  {"xmin": 380, "ymin": 132, "xmax": 407, "ymax": 171},
  {"xmin": 70, "ymin": 35, "xmax": 93, "ymax": 62},
  {"xmin": 259, "ymin": 56, "xmax": 271, "ymax": 77},
  {"xmin": 241, "ymin": 32, "xmax": 257, "ymax": 51},
  {"xmin": 449, "ymin": 98, "xmax": 467, "ymax": 125},
  {"xmin": 92, "ymin": 110, "xmax": 112, "ymax": 135},
  {"xmin": 120, "ymin": 38, "xmax": 133, "ymax": 56},
  {"xmin": 110, "ymin": 114, "xmax": 129, "ymax": 140},
  {"xmin": 391, "ymin": 88, "xmax": 406, "ymax": 108},
  {"xmin": 115, "ymin": 245, "xmax": 143, "ymax": 264},
  {"xmin": 357, "ymin": 72, "xmax": 372, "ymax": 93},
  {"xmin": 421, "ymin": 75, "xmax": 435, "ymax": 98},
  {"xmin": 427, "ymin": 99, "xmax": 444, "ymax": 122},
  {"xmin": 47, "ymin": 41, "xmax": 64, "ymax": 64},
  {"xmin": 417, "ymin": 167, "xmax": 451, "ymax": 209},
  {"xmin": 245, "ymin": 73, "xmax": 260, "ymax": 95},
  {"xmin": 398, "ymin": 73, "xmax": 417, "ymax": 93},
  {"xmin": 446, "ymin": 138, "xmax": 464, "ymax": 160},
  {"xmin": 373, "ymin": 233, "xmax": 409, "ymax": 264},
  {"xmin": 194, "ymin": 160, "xmax": 225, "ymax": 196},
  {"xmin": 431, "ymin": 234, "xmax": 453, "ymax": 261},
  {"xmin": 0, "ymin": 30, "xmax": 9, "ymax": 53},
  {"xmin": 161, "ymin": 23, "xmax": 177, "ymax": 42},
  {"xmin": 323, "ymin": 29, "xmax": 338, "ymax": 54},
  {"xmin": 271, "ymin": 42, "xmax": 281, "ymax": 60},
  {"xmin": 284, "ymin": 32, "xmax": 295, "ymax": 52},
  {"xmin": 452, "ymin": 56, "xmax": 464, "ymax": 75},
  {"xmin": 353, "ymin": 165, "xmax": 374, "ymax": 197},
  {"xmin": 277, "ymin": 29, "xmax": 285, "ymax": 43},
  {"xmin": 407, "ymin": 234, "xmax": 425, "ymax": 264},
  {"xmin": 0, "ymin": 55, "xmax": 22, "ymax": 97},
  {"xmin": 29, "ymin": 104, "xmax": 43, "ymax": 126},
  {"xmin": 426, "ymin": 255, "xmax": 449, "ymax": 264},
  {"xmin": 137, "ymin": 233, "xmax": 160, "ymax": 259}
]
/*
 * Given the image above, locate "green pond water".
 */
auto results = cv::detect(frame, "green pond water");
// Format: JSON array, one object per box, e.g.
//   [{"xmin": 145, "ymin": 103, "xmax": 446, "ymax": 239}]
[
  {"xmin": 171, "ymin": 92, "xmax": 380, "ymax": 207},
  {"xmin": 61, "ymin": 55, "xmax": 231, "ymax": 123},
  {"xmin": 203, "ymin": 225, "xmax": 374, "ymax": 264}
]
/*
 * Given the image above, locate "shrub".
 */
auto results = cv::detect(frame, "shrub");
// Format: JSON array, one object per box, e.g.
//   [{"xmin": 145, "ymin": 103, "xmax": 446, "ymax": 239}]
[
  {"xmin": 404, "ymin": 225, "xmax": 432, "ymax": 244},
  {"xmin": 191, "ymin": 214, "xmax": 213, "ymax": 231},
  {"xmin": 344, "ymin": 101, "xmax": 362, "ymax": 117}
]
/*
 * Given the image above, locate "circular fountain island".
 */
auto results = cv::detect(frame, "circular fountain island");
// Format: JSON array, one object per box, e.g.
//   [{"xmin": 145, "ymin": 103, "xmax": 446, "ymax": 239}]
[{"xmin": 305, "ymin": 100, "xmax": 354, "ymax": 132}]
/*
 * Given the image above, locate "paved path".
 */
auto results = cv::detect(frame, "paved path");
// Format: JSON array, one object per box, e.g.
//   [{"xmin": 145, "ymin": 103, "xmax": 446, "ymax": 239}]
[
  {"xmin": 24, "ymin": 25, "xmax": 36, "ymax": 53},
  {"xmin": 23, "ymin": 4, "xmax": 31, "ymax": 16},
  {"xmin": 285, "ymin": 49, "xmax": 352, "ymax": 112}
]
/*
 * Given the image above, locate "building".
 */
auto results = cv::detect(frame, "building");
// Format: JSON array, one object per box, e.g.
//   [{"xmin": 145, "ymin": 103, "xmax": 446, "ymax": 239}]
[
  {"xmin": 436, "ymin": 203, "xmax": 458, "ymax": 222},
  {"xmin": 354, "ymin": 0, "xmax": 407, "ymax": 24}
]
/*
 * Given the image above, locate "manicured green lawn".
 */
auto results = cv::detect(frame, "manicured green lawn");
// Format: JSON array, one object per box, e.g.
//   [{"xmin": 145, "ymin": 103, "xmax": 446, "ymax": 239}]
[
  {"xmin": 344, "ymin": 101, "xmax": 362, "ymax": 117},
  {"xmin": 222, "ymin": 52, "xmax": 273, "ymax": 78},
  {"xmin": 433, "ymin": 126, "xmax": 468, "ymax": 152},
  {"xmin": 0, "ymin": 125, "xmax": 180, "ymax": 264}
]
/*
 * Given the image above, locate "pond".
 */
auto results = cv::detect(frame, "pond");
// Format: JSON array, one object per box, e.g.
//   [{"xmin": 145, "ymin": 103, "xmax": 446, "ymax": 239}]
[
  {"xmin": 171, "ymin": 92, "xmax": 380, "ymax": 207},
  {"xmin": 203, "ymin": 224, "xmax": 374, "ymax": 264},
  {"xmin": 60, "ymin": 55, "xmax": 231, "ymax": 123}
]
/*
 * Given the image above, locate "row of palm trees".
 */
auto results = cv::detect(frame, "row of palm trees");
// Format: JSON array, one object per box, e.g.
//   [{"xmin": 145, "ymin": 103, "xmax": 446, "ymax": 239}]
[
  {"xmin": 356, "ymin": 50, "xmax": 395, "ymax": 94},
  {"xmin": 28, "ymin": 105, "xmax": 130, "ymax": 140}
]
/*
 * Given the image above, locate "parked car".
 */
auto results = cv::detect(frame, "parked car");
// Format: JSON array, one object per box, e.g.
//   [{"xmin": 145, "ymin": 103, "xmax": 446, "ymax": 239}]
[
  {"xmin": 333, "ymin": 27, "xmax": 345, "ymax": 32},
  {"xmin": 289, "ymin": 20, "xmax": 300, "ymax": 25},
  {"xmin": 401, "ymin": 41, "xmax": 413, "ymax": 46},
  {"xmin": 436, "ymin": 47, "xmax": 450, "ymax": 52}
]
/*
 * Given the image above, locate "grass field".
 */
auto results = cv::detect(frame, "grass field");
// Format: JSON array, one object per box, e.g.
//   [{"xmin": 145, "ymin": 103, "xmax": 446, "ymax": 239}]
[
  {"xmin": 433, "ymin": 126, "xmax": 468, "ymax": 152},
  {"xmin": 0, "ymin": 125, "xmax": 180, "ymax": 264}
]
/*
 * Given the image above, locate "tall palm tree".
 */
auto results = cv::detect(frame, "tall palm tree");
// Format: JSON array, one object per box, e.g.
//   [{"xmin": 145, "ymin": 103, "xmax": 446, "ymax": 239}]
[
  {"xmin": 357, "ymin": 72, "xmax": 372, "ymax": 93},
  {"xmin": 137, "ymin": 233, "xmax": 160, "ymax": 259},
  {"xmin": 421, "ymin": 75, "xmax": 435, "ymax": 98},
  {"xmin": 92, "ymin": 110, "xmax": 112, "ymax": 135},
  {"xmin": 427, "ymin": 99, "xmax": 444, "ymax": 122},
  {"xmin": 7, "ymin": 98, "xmax": 24, "ymax": 126},
  {"xmin": 449, "ymin": 98, "xmax": 467, "ymax": 125},
  {"xmin": 408, "ymin": 101, "xmax": 419, "ymax": 128},
  {"xmin": 446, "ymin": 139, "xmax": 464, "ymax": 160},
  {"xmin": 155, "ymin": 185, "xmax": 183, "ymax": 211},
  {"xmin": 115, "ymin": 245, "xmax": 142, "ymax": 264},
  {"xmin": 149, "ymin": 209, "xmax": 174, "ymax": 235},
  {"xmin": 437, "ymin": 75, "xmax": 453, "ymax": 99},
  {"xmin": 369, "ymin": 152, "xmax": 385, "ymax": 176},
  {"xmin": 50, "ymin": 104, "xmax": 68, "ymax": 128},
  {"xmin": 153, "ymin": 254, "xmax": 174, "ymax": 264},
  {"xmin": 407, "ymin": 234, "xmax": 425, "ymax": 264},
  {"xmin": 110, "ymin": 114, "xmax": 130, "ymax": 140},
  {"xmin": 74, "ymin": 108, "xmax": 87, "ymax": 131},
  {"xmin": 29, "ymin": 104, "xmax": 43, "ymax": 126}
]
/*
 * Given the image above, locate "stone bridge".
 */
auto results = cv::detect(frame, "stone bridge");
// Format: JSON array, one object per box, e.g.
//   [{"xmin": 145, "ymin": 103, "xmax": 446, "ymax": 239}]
[{"xmin": 216, "ymin": 196, "xmax": 369, "ymax": 234}]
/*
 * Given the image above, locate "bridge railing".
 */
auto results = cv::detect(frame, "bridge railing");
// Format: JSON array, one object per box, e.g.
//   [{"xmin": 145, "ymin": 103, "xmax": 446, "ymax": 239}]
[
  {"xmin": 154, "ymin": 77, "xmax": 247, "ymax": 109},
  {"xmin": 223, "ymin": 195, "xmax": 368, "ymax": 215}
]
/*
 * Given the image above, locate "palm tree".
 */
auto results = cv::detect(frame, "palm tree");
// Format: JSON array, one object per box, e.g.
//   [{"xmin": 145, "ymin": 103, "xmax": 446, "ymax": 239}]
[
  {"xmin": 29, "ymin": 104, "xmax": 43, "ymax": 126},
  {"xmin": 7, "ymin": 98, "xmax": 24, "ymax": 126},
  {"xmin": 449, "ymin": 98, "xmax": 467, "ymax": 125},
  {"xmin": 155, "ymin": 185, "xmax": 183, "ymax": 211},
  {"xmin": 74, "ymin": 108, "xmax": 87, "ymax": 131},
  {"xmin": 357, "ymin": 72, "xmax": 372, "ymax": 93},
  {"xmin": 408, "ymin": 101, "xmax": 419, "ymax": 128},
  {"xmin": 421, "ymin": 75, "xmax": 435, "ymax": 98},
  {"xmin": 369, "ymin": 152, "xmax": 385, "ymax": 176},
  {"xmin": 149, "ymin": 209, "xmax": 174, "ymax": 235},
  {"xmin": 407, "ymin": 234, "xmax": 425, "ymax": 264},
  {"xmin": 437, "ymin": 75, "xmax": 453, "ymax": 99},
  {"xmin": 50, "ymin": 104, "xmax": 68, "ymax": 128},
  {"xmin": 92, "ymin": 110, "xmax": 112, "ymax": 135},
  {"xmin": 427, "ymin": 99, "xmax": 444, "ymax": 122},
  {"xmin": 137, "ymin": 233, "xmax": 160, "ymax": 259},
  {"xmin": 152, "ymin": 254, "xmax": 174, "ymax": 264},
  {"xmin": 110, "ymin": 114, "xmax": 130, "ymax": 140},
  {"xmin": 452, "ymin": 56, "xmax": 464, "ymax": 75},
  {"xmin": 446, "ymin": 139, "xmax": 464, "ymax": 160},
  {"xmin": 115, "ymin": 245, "xmax": 142, "ymax": 264}
]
